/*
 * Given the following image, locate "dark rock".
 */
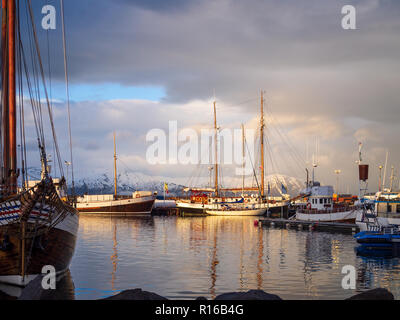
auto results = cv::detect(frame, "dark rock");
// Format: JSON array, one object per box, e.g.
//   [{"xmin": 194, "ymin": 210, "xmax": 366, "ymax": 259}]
[
  {"xmin": 19, "ymin": 272, "xmax": 75, "ymax": 300},
  {"xmin": 101, "ymin": 288, "xmax": 168, "ymax": 300},
  {"xmin": 215, "ymin": 290, "xmax": 282, "ymax": 300},
  {"xmin": 0, "ymin": 290, "xmax": 17, "ymax": 300},
  {"xmin": 18, "ymin": 275, "xmax": 44, "ymax": 300},
  {"xmin": 346, "ymin": 288, "xmax": 394, "ymax": 300},
  {"xmin": 196, "ymin": 296, "xmax": 208, "ymax": 300}
]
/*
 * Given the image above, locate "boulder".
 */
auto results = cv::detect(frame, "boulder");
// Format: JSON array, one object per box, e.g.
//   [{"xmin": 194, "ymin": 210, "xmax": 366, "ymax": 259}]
[
  {"xmin": 0, "ymin": 290, "xmax": 17, "ymax": 300},
  {"xmin": 18, "ymin": 273, "xmax": 75, "ymax": 300},
  {"xmin": 101, "ymin": 288, "xmax": 168, "ymax": 300},
  {"xmin": 346, "ymin": 288, "xmax": 394, "ymax": 300},
  {"xmin": 215, "ymin": 290, "xmax": 282, "ymax": 300}
]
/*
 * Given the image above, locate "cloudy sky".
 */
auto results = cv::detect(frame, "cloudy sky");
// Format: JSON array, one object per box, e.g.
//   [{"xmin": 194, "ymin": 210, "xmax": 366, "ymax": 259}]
[{"xmin": 21, "ymin": 0, "xmax": 400, "ymax": 193}]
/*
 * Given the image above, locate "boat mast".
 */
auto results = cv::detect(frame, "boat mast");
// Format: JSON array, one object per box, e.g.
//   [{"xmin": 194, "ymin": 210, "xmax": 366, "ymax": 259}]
[
  {"xmin": 242, "ymin": 124, "xmax": 245, "ymax": 198},
  {"xmin": 389, "ymin": 166, "xmax": 395, "ymax": 192},
  {"xmin": 382, "ymin": 150, "xmax": 389, "ymax": 191},
  {"xmin": 114, "ymin": 132, "xmax": 118, "ymax": 198},
  {"xmin": 1, "ymin": 0, "xmax": 17, "ymax": 196},
  {"xmin": 213, "ymin": 101, "xmax": 219, "ymax": 197},
  {"xmin": 1, "ymin": 0, "xmax": 9, "ymax": 192},
  {"xmin": 260, "ymin": 90, "xmax": 265, "ymax": 198}
]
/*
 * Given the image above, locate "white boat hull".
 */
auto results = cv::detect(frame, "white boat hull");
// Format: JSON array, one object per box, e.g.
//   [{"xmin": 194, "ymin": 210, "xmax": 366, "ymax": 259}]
[{"xmin": 296, "ymin": 209, "xmax": 359, "ymax": 222}]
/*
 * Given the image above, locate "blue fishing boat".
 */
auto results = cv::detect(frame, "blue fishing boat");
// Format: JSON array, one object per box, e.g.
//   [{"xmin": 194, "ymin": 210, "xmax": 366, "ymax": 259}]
[{"xmin": 354, "ymin": 228, "xmax": 400, "ymax": 248}]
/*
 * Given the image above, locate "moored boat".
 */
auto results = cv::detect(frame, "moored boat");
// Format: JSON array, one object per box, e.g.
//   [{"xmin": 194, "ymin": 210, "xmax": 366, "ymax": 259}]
[
  {"xmin": 0, "ymin": 0, "xmax": 79, "ymax": 287},
  {"xmin": 295, "ymin": 183, "xmax": 360, "ymax": 223},
  {"xmin": 177, "ymin": 93, "xmax": 288, "ymax": 216},
  {"xmin": 76, "ymin": 133, "xmax": 156, "ymax": 216},
  {"xmin": 77, "ymin": 191, "xmax": 156, "ymax": 216},
  {"xmin": 356, "ymin": 190, "xmax": 400, "ymax": 232}
]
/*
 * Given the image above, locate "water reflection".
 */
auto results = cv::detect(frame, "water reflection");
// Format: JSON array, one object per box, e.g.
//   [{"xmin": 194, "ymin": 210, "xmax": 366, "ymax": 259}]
[
  {"xmin": 110, "ymin": 222, "xmax": 119, "ymax": 291},
  {"xmin": 67, "ymin": 216, "xmax": 400, "ymax": 300}
]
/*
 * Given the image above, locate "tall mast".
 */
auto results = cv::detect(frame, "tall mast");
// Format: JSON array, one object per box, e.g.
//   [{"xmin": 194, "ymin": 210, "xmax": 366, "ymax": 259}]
[
  {"xmin": 260, "ymin": 90, "xmax": 265, "ymax": 198},
  {"xmin": 242, "ymin": 124, "xmax": 245, "ymax": 197},
  {"xmin": 213, "ymin": 101, "xmax": 219, "ymax": 197},
  {"xmin": 8, "ymin": 0, "xmax": 16, "ymax": 195},
  {"xmin": 1, "ymin": 0, "xmax": 9, "ymax": 191},
  {"xmin": 114, "ymin": 132, "xmax": 118, "ymax": 198},
  {"xmin": 1, "ymin": 0, "xmax": 17, "ymax": 195}
]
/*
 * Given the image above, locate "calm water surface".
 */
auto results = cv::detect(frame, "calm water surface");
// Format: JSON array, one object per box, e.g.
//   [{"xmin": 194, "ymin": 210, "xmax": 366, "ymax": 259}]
[{"xmin": 68, "ymin": 215, "xmax": 400, "ymax": 300}]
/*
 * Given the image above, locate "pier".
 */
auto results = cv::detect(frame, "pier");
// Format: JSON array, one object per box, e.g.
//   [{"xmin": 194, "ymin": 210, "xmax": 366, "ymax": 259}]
[
  {"xmin": 258, "ymin": 218, "xmax": 359, "ymax": 234},
  {"xmin": 152, "ymin": 200, "xmax": 179, "ymax": 216}
]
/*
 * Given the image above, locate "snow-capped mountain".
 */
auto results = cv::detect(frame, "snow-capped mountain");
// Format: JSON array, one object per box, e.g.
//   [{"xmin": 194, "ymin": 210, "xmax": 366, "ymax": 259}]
[
  {"xmin": 27, "ymin": 167, "xmax": 305, "ymax": 197},
  {"xmin": 74, "ymin": 170, "xmax": 304, "ymax": 197},
  {"xmin": 74, "ymin": 170, "xmax": 187, "ymax": 196}
]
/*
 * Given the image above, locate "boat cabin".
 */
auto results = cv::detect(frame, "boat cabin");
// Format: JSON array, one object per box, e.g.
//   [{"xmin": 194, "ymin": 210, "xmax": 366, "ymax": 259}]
[
  {"xmin": 305, "ymin": 183, "xmax": 334, "ymax": 211},
  {"xmin": 375, "ymin": 191, "xmax": 400, "ymax": 216}
]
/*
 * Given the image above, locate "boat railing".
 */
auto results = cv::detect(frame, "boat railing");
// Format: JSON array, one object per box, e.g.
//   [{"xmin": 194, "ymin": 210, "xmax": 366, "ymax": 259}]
[{"xmin": 298, "ymin": 206, "xmax": 357, "ymax": 214}]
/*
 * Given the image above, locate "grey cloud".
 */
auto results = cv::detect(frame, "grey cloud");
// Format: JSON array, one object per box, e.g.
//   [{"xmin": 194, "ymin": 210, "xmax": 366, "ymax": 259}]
[
  {"xmin": 19, "ymin": 0, "xmax": 400, "ymax": 192},
  {"xmin": 114, "ymin": 0, "xmax": 199, "ymax": 12}
]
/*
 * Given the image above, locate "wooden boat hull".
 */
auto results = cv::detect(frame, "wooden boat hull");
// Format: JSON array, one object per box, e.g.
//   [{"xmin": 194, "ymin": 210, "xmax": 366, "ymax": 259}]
[
  {"xmin": 77, "ymin": 196, "xmax": 155, "ymax": 216},
  {"xmin": 0, "ymin": 181, "xmax": 79, "ymax": 287},
  {"xmin": 0, "ymin": 219, "xmax": 78, "ymax": 286}
]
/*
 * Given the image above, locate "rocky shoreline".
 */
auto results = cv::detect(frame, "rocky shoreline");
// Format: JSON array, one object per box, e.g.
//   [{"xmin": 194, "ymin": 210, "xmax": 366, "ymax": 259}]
[
  {"xmin": 0, "ymin": 275, "xmax": 394, "ymax": 300},
  {"xmin": 100, "ymin": 288, "xmax": 394, "ymax": 301}
]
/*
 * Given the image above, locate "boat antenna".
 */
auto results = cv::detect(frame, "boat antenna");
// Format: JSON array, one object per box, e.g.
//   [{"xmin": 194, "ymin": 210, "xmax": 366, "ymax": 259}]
[
  {"xmin": 310, "ymin": 137, "xmax": 319, "ymax": 185},
  {"xmin": 114, "ymin": 132, "xmax": 118, "ymax": 198},
  {"xmin": 389, "ymin": 166, "xmax": 395, "ymax": 192},
  {"xmin": 382, "ymin": 150, "xmax": 389, "ymax": 191}
]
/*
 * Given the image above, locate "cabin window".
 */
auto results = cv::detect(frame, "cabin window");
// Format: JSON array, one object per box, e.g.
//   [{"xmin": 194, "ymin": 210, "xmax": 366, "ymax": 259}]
[
  {"xmin": 397, "ymin": 205, "xmax": 400, "ymax": 214},
  {"xmin": 387, "ymin": 204, "xmax": 392, "ymax": 213},
  {"xmin": 324, "ymin": 198, "xmax": 327, "ymax": 204},
  {"xmin": 320, "ymin": 199, "xmax": 323, "ymax": 204}
]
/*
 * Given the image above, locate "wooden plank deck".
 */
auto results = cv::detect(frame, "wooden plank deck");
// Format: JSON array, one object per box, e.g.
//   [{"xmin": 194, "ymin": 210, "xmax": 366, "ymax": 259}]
[{"xmin": 258, "ymin": 218, "xmax": 359, "ymax": 234}]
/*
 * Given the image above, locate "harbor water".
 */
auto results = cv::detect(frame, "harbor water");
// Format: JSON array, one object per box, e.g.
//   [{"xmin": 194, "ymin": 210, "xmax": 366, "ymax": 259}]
[{"xmin": 65, "ymin": 215, "xmax": 400, "ymax": 300}]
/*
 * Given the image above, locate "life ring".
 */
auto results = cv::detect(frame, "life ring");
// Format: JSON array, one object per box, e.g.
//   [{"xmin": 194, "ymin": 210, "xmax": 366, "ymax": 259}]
[{"xmin": 306, "ymin": 203, "xmax": 312, "ymax": 210}]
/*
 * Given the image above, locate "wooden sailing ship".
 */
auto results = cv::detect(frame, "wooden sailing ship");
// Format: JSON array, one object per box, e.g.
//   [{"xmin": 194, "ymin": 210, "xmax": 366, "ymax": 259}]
[
  {"xmin": 76, "ymin": 133, "xmax": 156, "ymax": 216},
  {"xmin": 0, "ymin": 0, "xmax": 78, "ymax": 287},
  {"xmin": 176, "ymin": 91, "xmax": 289, "ymax": 215}
]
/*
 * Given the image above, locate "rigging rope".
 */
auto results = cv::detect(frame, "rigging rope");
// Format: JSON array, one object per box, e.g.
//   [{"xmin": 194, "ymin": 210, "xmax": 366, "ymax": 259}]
[
  {"xmin": 60, "ymin": 0, "xmax": 75, "ymax": 196},
  {"xmin": 27, "ymin": 0, "xmax": 64, "ymax": 177}
]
